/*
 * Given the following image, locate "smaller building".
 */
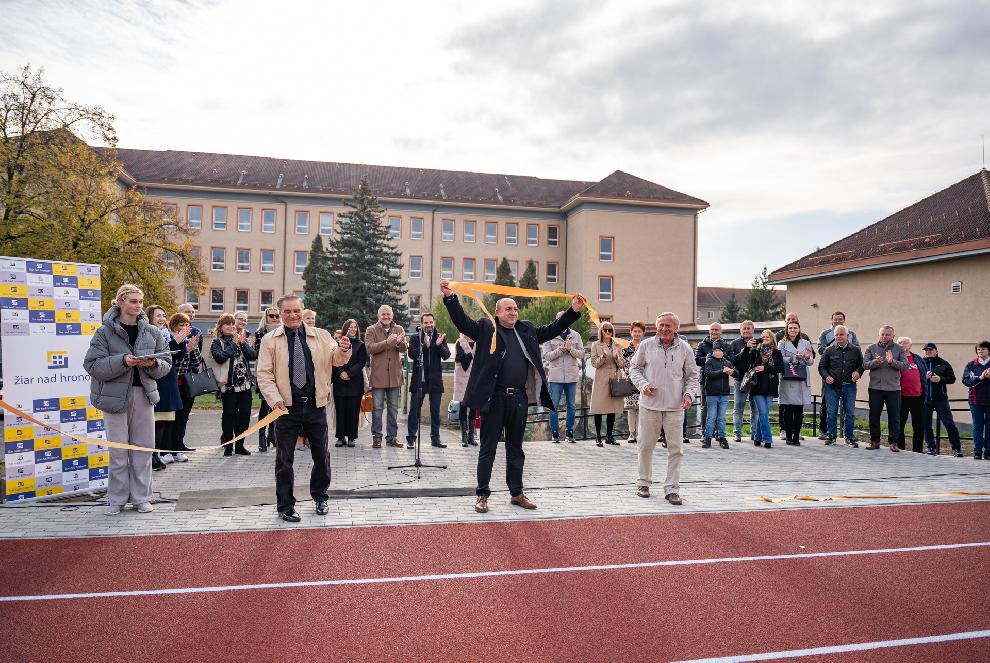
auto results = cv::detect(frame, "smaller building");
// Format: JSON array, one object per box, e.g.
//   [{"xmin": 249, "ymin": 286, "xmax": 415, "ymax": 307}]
[{"xmin": 695, "ymin": 286, "xmax": 784, "ymax": 325}]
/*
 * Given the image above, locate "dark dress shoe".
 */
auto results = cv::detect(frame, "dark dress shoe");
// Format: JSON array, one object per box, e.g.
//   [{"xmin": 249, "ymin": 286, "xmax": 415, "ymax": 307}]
[
  {"xmin": 510, "ymin": 494, "xmax": 537, "ymax": 510},
  {"xmin": 665, "ymin": 493, "xmax": 683, "ymax": 506},
  {"xmin": 234, "ymin": 446, "xmax": 252, "ymax": 456},
  {"xmin": 431, "ymin": 441, "xmax": 447, "ymax": 448},
  {"xmin": 176, "ymin": 446, "xmax": 197, "ymax": 452},
  {"xmin": 315, "ymin": 500, "xmax": 329, "ymax": 515},
  {"xmin": 335, "ymin": 439, "xmax": 345, "ymax": 447},
  {"xmin": 279, "ymin": 510, "xmax": 301, "ymax": 523},
  {"xmin": 223, "ymin": 446, "xmax": 233, "ymax": 456}
]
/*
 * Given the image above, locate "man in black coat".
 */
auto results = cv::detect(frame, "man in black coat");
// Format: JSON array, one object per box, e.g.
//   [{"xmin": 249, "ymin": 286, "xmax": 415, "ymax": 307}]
[
  {"xmin": 406, "ymin": 312, "xmax": 451, "ymax": 448},
  {"xmin": 439, "ymin": 278, "xmax": 585, "ymax": 514}
]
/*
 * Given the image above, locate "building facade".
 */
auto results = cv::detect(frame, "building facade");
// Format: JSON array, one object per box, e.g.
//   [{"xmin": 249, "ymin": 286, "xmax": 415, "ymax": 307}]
[{"xmin": 114, "ymin": 149, "xmax": 708, "ymax": 327}]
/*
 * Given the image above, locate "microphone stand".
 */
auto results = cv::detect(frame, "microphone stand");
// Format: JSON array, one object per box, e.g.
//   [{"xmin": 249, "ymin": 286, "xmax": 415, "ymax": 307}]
[{"xmin": 388, "ymin": 327, "xmax": 447, "ymax": 479}]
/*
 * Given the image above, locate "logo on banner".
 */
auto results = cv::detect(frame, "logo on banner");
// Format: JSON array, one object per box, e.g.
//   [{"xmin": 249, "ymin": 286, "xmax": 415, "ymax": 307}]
[{"xmin": 47, "ymin": 350, "xmax": 70, "ymax": 370}]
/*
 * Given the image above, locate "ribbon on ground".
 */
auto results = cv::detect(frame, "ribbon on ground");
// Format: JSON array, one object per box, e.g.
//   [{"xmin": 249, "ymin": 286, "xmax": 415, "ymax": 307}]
[
  {"xmin": 0, "ymin": 398, "xmax": 286, "ymax": 454},
  {"xmin": 750, "ymin": 491, "xmax": 990, "ymax": 503},
  {"xmin": 446, "ymin": 281, "xmax": 628, "ymax": 353}
]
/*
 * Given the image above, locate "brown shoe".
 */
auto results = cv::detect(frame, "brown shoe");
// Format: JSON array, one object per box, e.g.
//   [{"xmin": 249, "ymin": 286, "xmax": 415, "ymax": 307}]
[
  {"xmin": 889, "ymin": 442, "xmax": 900, "ymax": 452},
  {"xmin": 510, "ymin": 494, "xmax": 537, "ymax": 510},
  {"xmin": 636, "ymin": 486, "xmax": 650, "ymax": 498},
  {"xmin": 372, "ymin": 439, "xmax": 382, "ymax": 449},
  {"xmin": 385, "ymin": 438, "xmax": 403, "ymax": 448},
  {"xmin": 665, "ymin": 492, "xmax": 683, "ymax": 505},
  {"xmin": 866, "ymin": 440, "xmax": 881, "ymax": 450},
  {"xmin": 474, "ymin": 497, "xmax": 489, "ymax": 513}
]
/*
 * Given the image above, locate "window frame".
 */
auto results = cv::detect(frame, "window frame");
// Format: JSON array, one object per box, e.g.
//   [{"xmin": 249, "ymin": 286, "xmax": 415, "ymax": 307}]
[
  {"xmin": 186, "ymin": 205, "xmax": 203, "ymax": 230},
  {"xmin": 485, "ymin": 221, "xmax": 498, "ymax": 244},
  {"xmin": 388, "ymin": 215, "xmax": 402, "ymax": 240},
  {"xmin": 599, "ymin": 235, "xmax": 615, "ymax": 262},
  {"xmin": 236, "ymin": 207, "xmax": 252, "ymax": 232},
  {"xmin": 235, "ymin": 247, "xmax": 250, "ymax": 273},
  {"xmin": 463, "ymin": 220, "xmax": 476, "ymax": 243},
  {"xmin": 183, "ymin": 288, "xmax": 200, "ymax": 309},
  {"xmin": 211, "ymin": 206, "xmax": 228, "ymax": 231},
  {"xmin": 546, "ymin": 261, "xmax": 559, "ymax": 285},
  {"xmin": 318, "ymin": 211, "xmax": 333, "ymax": 236},
  {"xmin": 209, "ymin": 287, "xmax": 225, "ymax": 313},
  {"xmin": 409, "ymin": 255, "xmax": 424, "ymax": 279},
  {"xmin": 235, "ymin": 289, "xmax": 250, "ymax": 312},
  {"xmin": 508, "ymin": 260, "xmax": 519, "ymax": 281},
  {"xmin": 261, "ymin": 208, "xmax": 277, "ymax": 233},
  {"xmin": 441, "ymin": 218, "xmax": 455, "ymax": 242},
  {"xmin": 259, "ymin": 290, "xmax": 274, "ymax": 312},
  {"xmin": 484, "ymin": 258, "xmax": 497, "ymax": 282},
  {"xmin": 598, "ymin": 275, "xmax": 614, "ymax": 302},
  {"xmin": 410, "ymin": 216, "xmax": 424, "ymax": 240},
  {"xmin": 294, "ymin": 251, "xmax": 308, "ymax": 275},
  {"xmin": 440, "ymin": 256, "xmax": 454, "ymax": 280},
  {"xmin": 210, "ymin": 246, "xmax": 226, "ymax": 272},
  {"xmin": 294, "ymin": 210, "xmax": 310, "ymax": 235},
  {"xmin": 547, "ymin": 224, "xmax": 560, "ymax": 247},
  {"xmin": 505, "ymin": 222, "xmax": 518, "ymax": 246},
  {"xmin": 462, "ymin": 257, "xmax": 476, "ymax": 281},
  {"xmin": 527, "ymin": 223, "xmax": 539, "ymax": 247},
  {"xmin": 260, "ymin": 249, "xmax": 275, "ymax": 274},
  {"xmin": 408, "ymin": 294, "xmax": 422, "ymax": 318}
]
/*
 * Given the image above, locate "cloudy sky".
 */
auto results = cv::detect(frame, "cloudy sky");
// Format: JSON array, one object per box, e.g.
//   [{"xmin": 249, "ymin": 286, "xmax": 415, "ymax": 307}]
[{"xmin": 3, "ymin": 0, "xmax": 988, "ymax": 287}]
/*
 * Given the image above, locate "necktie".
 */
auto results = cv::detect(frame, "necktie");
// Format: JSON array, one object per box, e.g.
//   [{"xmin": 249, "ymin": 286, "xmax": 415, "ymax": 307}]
[{"xmin": 292, "ymin": 328, "xmax": 306, "ymax": 389}]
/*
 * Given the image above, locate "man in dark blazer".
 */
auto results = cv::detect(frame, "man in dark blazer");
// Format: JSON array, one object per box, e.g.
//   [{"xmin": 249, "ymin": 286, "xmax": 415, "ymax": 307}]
[
  {"xmin": 439, "ymin": 278, "xmax": 585, "ymax": 514},
  {"xmin": 406, "ymin": 312, "xmax": 452, "ymax": 448}
]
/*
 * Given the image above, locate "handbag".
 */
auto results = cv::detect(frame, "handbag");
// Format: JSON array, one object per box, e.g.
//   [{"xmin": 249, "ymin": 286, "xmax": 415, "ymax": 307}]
[
  {"xmin": 739, "ymin": 367, "xmax": 759, "ymax": 393},
  {"xmin": 183, "ymin": 357, "xmax": 220, "ymax": 398},
  {"xmin": 360, "ymin": 392, "xmax": 373, "ymax": 413},
  {"xmin": 782, "ymin": 342, "xmax": 808, "ymax": 381},
  {"xmin": 609, "ymin": 368, "xmax": 635, "ymax": 397}
]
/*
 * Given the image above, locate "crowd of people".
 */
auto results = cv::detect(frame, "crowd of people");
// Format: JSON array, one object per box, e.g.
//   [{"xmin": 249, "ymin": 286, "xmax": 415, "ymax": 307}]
[{"xmin": 84, "ymin": 281, "xmax": 990, "ymax": 519}]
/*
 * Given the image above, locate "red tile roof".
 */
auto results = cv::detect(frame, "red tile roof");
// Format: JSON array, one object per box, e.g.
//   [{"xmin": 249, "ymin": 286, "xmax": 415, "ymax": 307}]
[
  {"xmin": 108, "ymin": 148, "xmax": 709, "ymax": 211},
  {"xmin": 770, "ymin": 169, "xmax": 990, "ymax": 282}
]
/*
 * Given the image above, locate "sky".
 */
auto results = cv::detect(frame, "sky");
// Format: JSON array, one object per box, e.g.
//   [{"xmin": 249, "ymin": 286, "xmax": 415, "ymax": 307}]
[{"xmin": 3, "ymin": 0, "xmax": 988, "ymax": 287}]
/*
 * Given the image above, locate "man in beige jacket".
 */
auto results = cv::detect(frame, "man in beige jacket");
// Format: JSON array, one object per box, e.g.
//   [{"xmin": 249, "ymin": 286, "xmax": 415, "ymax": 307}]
[
  {"xmin": 256, "ymin": 294, "xmax": 350, "ymax": 523},
  {"xmin": 628, "ymin": 312, "xmax": 699, "ymax": 505},
  {"xmin": 364, "ymin": 304, "xmax": 407, "ymax": 448}
]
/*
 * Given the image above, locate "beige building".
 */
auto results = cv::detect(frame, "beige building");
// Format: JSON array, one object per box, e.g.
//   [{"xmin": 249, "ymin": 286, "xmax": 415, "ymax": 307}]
[
  {"xmin": 114, "ymin": 149, "xmax": 708, "ymax": 327},
  {"xmin": 769, "ymin": 169, "xmax": 990, "ymax": 423},
  {"xmin": 695, "ymin": 286, "xmax": 785, "ymax": 325}
]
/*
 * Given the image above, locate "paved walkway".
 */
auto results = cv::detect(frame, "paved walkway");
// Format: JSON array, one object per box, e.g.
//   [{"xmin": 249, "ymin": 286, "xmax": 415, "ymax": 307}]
[{"xmin": 2, "ymin": 410, "xmax": 989, "ymax": 539}]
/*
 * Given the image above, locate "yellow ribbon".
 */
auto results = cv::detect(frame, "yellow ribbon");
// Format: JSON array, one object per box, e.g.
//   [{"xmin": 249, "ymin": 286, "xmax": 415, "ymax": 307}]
[
  {"xmin": 446, "ymin": 281, "xmax": 628, "ymax": 353},
  {"xmin": 751, "ymin": 490, "xmax": 990, "ymax": 503},
  {"xmin": 0, "ymin": 398, "xmax": 286, "ymax": 454}
]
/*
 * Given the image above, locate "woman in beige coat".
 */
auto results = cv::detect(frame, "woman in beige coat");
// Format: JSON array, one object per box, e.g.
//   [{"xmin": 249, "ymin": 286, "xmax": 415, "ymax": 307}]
[{"xmin": 590, "ymin": 322, "xmax": 627, "ymax": 446}]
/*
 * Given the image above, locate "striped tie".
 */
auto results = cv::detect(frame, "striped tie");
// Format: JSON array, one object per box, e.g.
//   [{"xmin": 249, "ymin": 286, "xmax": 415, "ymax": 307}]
[{"xmin": 292, "ymin": 328, "xmax": 306, "ymax": 389}]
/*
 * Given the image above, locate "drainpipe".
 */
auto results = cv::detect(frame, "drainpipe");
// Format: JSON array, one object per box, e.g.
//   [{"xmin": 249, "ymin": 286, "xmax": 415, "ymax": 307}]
[
  {"xmin": 428, "ymin": 207, "xmax": 438, "ymax": 305},
  {"xmin": 271, "ymin": 195, "xmax": 289, "ymax": 296}
]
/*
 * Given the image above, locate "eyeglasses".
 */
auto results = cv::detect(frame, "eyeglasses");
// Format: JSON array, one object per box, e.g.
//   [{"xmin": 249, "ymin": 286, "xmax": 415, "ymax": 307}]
[{"xmin": 267, "ymin": 314, "xmax": 280, "ymax": 319}]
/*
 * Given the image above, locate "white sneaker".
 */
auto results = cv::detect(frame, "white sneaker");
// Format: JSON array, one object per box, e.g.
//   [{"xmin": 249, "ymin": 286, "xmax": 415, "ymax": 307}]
[
  {"xmin": 779, "ymin": 432, "xmax": 786, "ymax": 441},
  {"xmin": 172, "ymin": 453, "xmax": 188, "ymax": 463},
  {"xmin": 160, "ymin": 454, "xmax": 175, "ymax": 464},
  {"xmin": 105, "ymin": 505, "xmax": 122, "ymax": 516},
  {"xmin": 136, "ymin": 502, "xmax": 154, "ymax": 513}
]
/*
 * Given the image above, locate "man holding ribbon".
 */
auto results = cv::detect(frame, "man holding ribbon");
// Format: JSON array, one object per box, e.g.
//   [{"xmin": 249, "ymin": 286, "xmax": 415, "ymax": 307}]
[
  {"xmin": 440, "ymin": 278, "xmax": 585, "ymax": 514},
  {"xmin": 256, "ymin": 294, "xmax": 350, "ymax": 523}
]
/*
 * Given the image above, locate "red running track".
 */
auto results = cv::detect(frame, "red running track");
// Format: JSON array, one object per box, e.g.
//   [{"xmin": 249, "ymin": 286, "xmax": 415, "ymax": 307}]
[{"xmin": 1, "ymin": 501, "xmax": 989, "ymax": 662}]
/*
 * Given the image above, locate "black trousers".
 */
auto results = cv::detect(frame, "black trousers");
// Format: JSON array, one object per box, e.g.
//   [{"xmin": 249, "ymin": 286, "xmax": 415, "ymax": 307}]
[
  {"xmin": 458, "ymin": 403, "xmax": 477, "ymax": 426},
  {"xmin": 257, "ymin": 398, "xmax": 272, "ymax": 450},
  {"xmin": 819, "ymin": 396, "xmax": 828, "ymax": 435},
  {"xmin": 868, "ymin": 388, "xmax": 902, "ymax": 444},
  {"xmin": 274, "ymin": 402, "xmax": 331, "ymax": 513},
  {"xmin": 170, "ymin": 389, "xmax": 195, "ymax": 451},
  {"xmin": 220, "ymin": 389, "xmax": 253, "ymax": 445},
  {"xmin": 477, "ymin": 390, "xmax": 528, "ymax": 498},
  {"xmin": 924, "ymin": 399, "xmax": 961, "ymax": 452},
  {"xmin": 334, "ymin": 395, "xmax": 362, "ymax": 441},
  {"xmin": 779, "ymin": 404, "xmax": 804, "ymax": 443},
  {"xmin": 154, "ymin": 419, "xmax": 173, "ymax": 451},
  {"xmin": 407, "ymin": 390, "xmax": 442, "ymax": 444},
  {"xmin": 594, "ymin": 413, "xmax": 616, "ymax": 438},
  {"xmin": 895, "ymin": 394, "xmax": 925, "ymax": 452}
]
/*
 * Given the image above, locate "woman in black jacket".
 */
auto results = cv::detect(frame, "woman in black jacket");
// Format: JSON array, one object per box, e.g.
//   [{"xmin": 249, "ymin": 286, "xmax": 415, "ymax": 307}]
[
  {"xmin": 332, "ymin": 318, "xmax": 368, "ymax": 447},
  {"xmin": 211, "ymin": 313, "xmax": 257, "ymax": 456},
  {"xmin": 737, "ymin": 329, "xmax": 783, "ymax": 448},
  {"xmin": 253, "ymin": 306, "xmax": 281, "ymax": 452}
]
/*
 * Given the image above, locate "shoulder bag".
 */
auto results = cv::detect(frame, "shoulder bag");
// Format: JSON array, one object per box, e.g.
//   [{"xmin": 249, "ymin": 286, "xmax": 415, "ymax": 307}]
[
  {"xmin": 183, "ymin": 357, "xmax": 220, "ymax": 398},
  {"xmin": 782, "ymin": 342, "xmax": 808, "ymax": 381}
]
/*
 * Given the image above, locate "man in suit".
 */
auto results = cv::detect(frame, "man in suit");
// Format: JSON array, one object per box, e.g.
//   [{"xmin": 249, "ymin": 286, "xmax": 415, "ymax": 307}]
[
  {"xmin": 440, "ymin": 278, "xmax": 585, "ymax": 514},
  {"xmin": 256, "ymin": 294, "xmax": 350, "ymax": 523},
  {"xmin": 407, "ymin": 312, "xmax": 451, "ymax": 448}
]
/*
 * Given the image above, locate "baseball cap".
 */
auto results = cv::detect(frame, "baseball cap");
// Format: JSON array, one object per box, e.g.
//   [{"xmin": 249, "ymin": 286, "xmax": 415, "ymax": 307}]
[{"xmin": 922, "ymin": 342, "xmax": 937, "ymax": 351}]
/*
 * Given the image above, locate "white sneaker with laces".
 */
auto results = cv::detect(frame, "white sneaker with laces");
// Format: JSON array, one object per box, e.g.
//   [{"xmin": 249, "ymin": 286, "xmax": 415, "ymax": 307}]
[
  {"xmin": 136, "ymin": 502, "xmax": 154, "ymax": 514},
  {"xmin": 105, "ymin": 505, "xmax": 122, "ymax": 515},
  {"xmin": 173, "ymin": 453, "xmax": 188, "ymax": 463},
  {"xmin": 160, "ymin": 454, "xmax": 174, "ymax": 464}
]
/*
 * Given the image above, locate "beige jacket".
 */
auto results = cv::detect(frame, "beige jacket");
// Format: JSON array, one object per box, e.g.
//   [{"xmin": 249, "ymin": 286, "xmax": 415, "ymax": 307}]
[
  {"xmin": 629, "ymin": 335, "xmax": 699, "ymax": 412},
  {"xmin": 542, "ymin": 329, "xmax": 584, "ymax": 383},
  {"xmin": 365, "ymin": 322, "xmax": 407, "ymax": 389},
  {"xmin": 255, "ymin": 324, "xmax": 348, "ymax": 408}
]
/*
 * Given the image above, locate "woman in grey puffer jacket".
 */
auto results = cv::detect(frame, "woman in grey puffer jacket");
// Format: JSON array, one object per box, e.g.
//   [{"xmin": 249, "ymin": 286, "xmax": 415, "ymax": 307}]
[{"xmin": 83, "ymin": 284, "xmax": 171, "ymax": 516}]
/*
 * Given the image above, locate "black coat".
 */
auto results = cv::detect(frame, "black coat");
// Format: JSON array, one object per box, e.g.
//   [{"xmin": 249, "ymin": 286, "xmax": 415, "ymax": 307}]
[
  {"xmin": 443, "ymin": 293, "xmax": 579, "ymax": 411},
  {"xmin": 736, "ymin": 345, "xmax": 783, "ymax": 397},
  {"xmin": 332, "ymin": 339, "xmax": 368, "ymax": 397},
  {"xmin": 408, "ymin": 330, "xmax": 451, "ymax": 393},
  {"xmin": 456, "ymin": 340, "xmax": 474, "ymax": 371},
  {"xmin": 818, "ymin": 343, "xmax": 864, "ymax": 387},
  {"xmin": 703, "ymin": 356, "xmax": 738, "ymax": 396},
  {"xmin": 921, "ymin": 355, "xmax": 956, "ymax": 402},
  {"xmin": 210, "ymin": 335, "xmax": 257, "ymax": 389}
]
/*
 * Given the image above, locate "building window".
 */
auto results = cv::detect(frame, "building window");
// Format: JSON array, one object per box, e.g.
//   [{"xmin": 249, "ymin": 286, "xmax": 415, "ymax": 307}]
[
  {"xmin": 464, "ymin": 220, "xmax": 476, "ymax": 243},
  {"xmin": 441, "ymin": 219, "xmax": 454, "ymax": 241},
  {"xmin": 191, "ymin": 246, "xmax": 201, "ymax": 265},
  {"xmin": 598, "ymin": 276, "xmax": 613, "ymax": 302},
  {"xmin": 599, "ymin": 236, "xmax": 614, "ymax": 262},
  {"xmin": 484, "ymin": 259, "xmax": 497, "ymax": 282},
  {"xmin": 411, "ymin": 217, "xmax": 424, "ymax": 240},
  {"xmin": 547, "ymin": 262, "xmax": 558, "ymax": 285},
  {"xmin": 463, "ymin": 257, "xmax": 475, "ymax": 281},
  {"xmin": 527, "ymin": 224, "xmax": 539, "ymax": 247},
  {"xmin": 210, "ymin": 288, "xmax": 224, "ymax": 313},
  {"xmin": 211, "ymin": 247, "xmax": 225, "ymax": 271},
  {"xmin": 485, "ymin": 221, "xmax": 497, "ymax": 244},
  {"xmin": 162, "ymin": 203, "xmax": 178, "ymax": 226},
  {"xmin": 409, "ymin": 255, "xmax": 423, "ymax": 279},
  {"xmin": 237, "ymin": 208, "xmax": 252, "ymax": 232},
  {"xmin": 259, "ymin": 290, "xmax": 274, "ymax": 311},
  {"xmin": 409, "ymin": 294, "xmax": 422, "ymax": 318},
  {"xmin": 236, "ymin": 248, "xmax": 250, "ymax": 272},
  {"xmin": 183, "ymin": 288, "xmax": 199, "ymax": 309},
  {"xmin": 212, "ymin": 207, "xmax": 227, "ymax": 231},
  {"xmin": 708, "ymin": 311, "xmax": 715, "ymax": 320},
  {"xmin": 390, "ymin": 255, "xmax": 401, "ymax": 278},
  {"xmin": 187, "ymin": 205, "xmax": 202, "ymax": 230},
  {"xmin": 441, "ymin": 257, "xmax": 454, "ymax": 280},
  {"xmin": 235, "ymin": 289, "xmax": 249, "ymax": 312},
  {"xmin": 508, "ymin": 260, "xmax": 518, "ymax": 280},
  {"xmin": 163, "ymin": 250, "xmax": 176, "ymax": 270},
  {"xmin": 262, "ymin": 209, "xmax": 276, "ymax": 233},
  {"xmin": 295, "ymin": 210, "xmax": 309, "ymax": 235},
  {"xmin": 260, "ymin": 249, "xmax": 275, "ymax": 273},
  {"xmin": 294, "ymin": 251, "xmax": 308, "ymax": 274},
  {"xmin": 388, "ymin": 216, "xmax": 401, "ymax": 239},
  {"xmin": 506, "ymin": 223, "xmax": 518, "ymax": 246},
  {"xmin": 319, "ymin": 211, "xmax": 333, "ymax": 236},
  {"xmin": 548, "ymin": 224, "xmax": 559, "ymax": 247}
]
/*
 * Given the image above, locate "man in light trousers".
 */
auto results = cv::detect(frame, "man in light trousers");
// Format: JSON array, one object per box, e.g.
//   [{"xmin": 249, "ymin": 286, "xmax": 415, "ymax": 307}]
[{"xmin": 629, "ymin": 312, "xmax": 699, "ymax": 505}]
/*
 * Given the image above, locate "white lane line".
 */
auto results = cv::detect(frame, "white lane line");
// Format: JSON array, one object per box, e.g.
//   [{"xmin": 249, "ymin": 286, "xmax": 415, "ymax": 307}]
[
  {"xmin": 2, "ymin": 541, "xmax": 988, "ymax": 603},
  {"xmin": 670, "ymin": 628, "xmax": 990, "ymax": 662}
]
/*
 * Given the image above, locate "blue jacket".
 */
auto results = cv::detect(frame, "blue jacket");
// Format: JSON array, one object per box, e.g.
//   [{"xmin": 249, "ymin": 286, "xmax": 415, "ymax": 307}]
[
  {"xmin": 155, "ymin": 336, "xmax": 187, "ymax": 413},
  {"xmin": 962, "ymin": 359, "xmax": 990, "ymax": 406}
]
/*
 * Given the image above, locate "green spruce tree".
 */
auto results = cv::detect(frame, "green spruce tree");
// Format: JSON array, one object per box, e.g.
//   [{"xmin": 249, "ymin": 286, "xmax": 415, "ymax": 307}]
[
  {"xmin": 719, "ymin": 293, "xmax": 744, "ymax": 323},
  {"xmin": 515, "ymin": 259, "xmax": 538, "ymax": 308},
  {"xmin": 485, "ymin": 257, "xmax": 516, "ymax": 312},
  {"xmin": 320, "ymin": 177, "xmax": 408, "ymax": 330},
  {"xmin": 742, "ymin": 266, "xmax": 784, "ymax": 322},
  {"xmin": 518, "ymin": 295, "xmax": 591, "ymax": 341},
  {"xmin": 302, "ymin": 235, "xmax": 331, "ymax": 322}
]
